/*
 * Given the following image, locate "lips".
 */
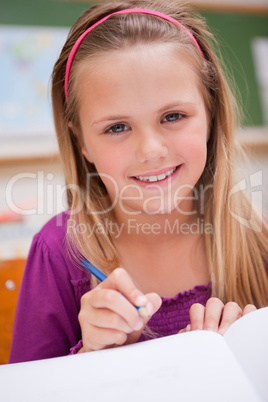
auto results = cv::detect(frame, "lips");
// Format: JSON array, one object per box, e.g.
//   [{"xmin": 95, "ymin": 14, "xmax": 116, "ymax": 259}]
[{"xmin": 133, "ymin": 166, "xmax": 178, "ymax": 183}]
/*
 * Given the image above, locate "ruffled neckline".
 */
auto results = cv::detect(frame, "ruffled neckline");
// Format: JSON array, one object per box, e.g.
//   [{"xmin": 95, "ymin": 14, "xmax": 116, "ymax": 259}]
[{"xmin": 161, "ymin": 282, "xmax": 211, "ymax": 304}]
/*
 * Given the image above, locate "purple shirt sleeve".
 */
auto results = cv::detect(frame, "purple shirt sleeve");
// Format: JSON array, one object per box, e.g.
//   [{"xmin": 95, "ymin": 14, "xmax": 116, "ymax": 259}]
[{"xmin": 9, "ymin": 214, "xmax": 90, "ymax": 363}]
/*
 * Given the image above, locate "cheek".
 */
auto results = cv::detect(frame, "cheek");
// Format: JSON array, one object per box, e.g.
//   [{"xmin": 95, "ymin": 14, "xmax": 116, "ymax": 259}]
[
  {"xmin": 88, "ymin": 146, "xmax": 127, "ymax": 189},
  {"xmin": 175, "ymin": 131, "xmax": 207, "ymax": 164},
  {"xmin": 189, "ymin": 140, "xmax": 207, "ymax": 162},
  {"xmin": 82, "ymin": 139, "xmax": 114, "ymax": 169}
]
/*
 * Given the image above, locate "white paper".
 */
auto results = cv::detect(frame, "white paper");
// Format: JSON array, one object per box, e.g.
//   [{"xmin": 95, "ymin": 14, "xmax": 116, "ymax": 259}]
[
  {"xmin": 0, "ymin": 330, "xmax": 261, "ymax": 402},
  {"xmin": 224, "ymin": 306, "xmax": 268, "ymax": 401}
]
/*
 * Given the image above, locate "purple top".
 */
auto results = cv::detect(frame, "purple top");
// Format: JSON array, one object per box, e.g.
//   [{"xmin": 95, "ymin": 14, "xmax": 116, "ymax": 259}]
[{"xmin": 9, "ymin": 212, "xmax": 211, "ymax": 364}]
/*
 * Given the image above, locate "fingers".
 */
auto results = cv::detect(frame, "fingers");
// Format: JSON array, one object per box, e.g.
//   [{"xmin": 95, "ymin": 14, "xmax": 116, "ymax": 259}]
[
  {"xmin": 124, "ymin": 292, "xmax": 162, "ymax": 345},
  {"xmin": 85, "ymin": 306, "xmax": 137, "ymax": 333},
  {"xmin": 84, "ymin": 325, "xmax": 129, "ymax": 350},
  {"xmin": 87, "ymin": 287, "xmax": 144, "ymax": 331},
  {"xmin": 79, "ymin": 267, "xmax": 162, "ymax": 352},
  {"xmin": 178, "ymin": 324, "xmax": 191, "ymax": 334},
  {"xmin": 187, "ymin": 298, "xmax": 257, "ymax": 337},
  {"xmin": 189, "ymin": 303, "xmax": 205, "ymax": 331},
  {"xmin": 96, "ymin": 268, "xmax": 156, "ymax": 321},
  {"xmin": 100, "ymin": 268, "xmax": 153, "ymax": 316},
  {"xmin": 189, "ymin": 298, "xmax": 225, "ymax": 332},
  {"xmin": 99, "ymin": 268, "xmax": 144, "ymax": 303},
  {"xmin": 242, "ymin": 304, "xmax": 257, "ymax": 315},
  {"xmin": 218, "ymin": 302, "xmax": 242, "ymax": 335},
  {"xmin": 146, "ymin": 292, "xmax": 162, "ymax": 315},
  {"xmin": 189, "ymin": 298, "xmax": 225, "ymax": 331},
  {"xmin": 189, "ymin": 298, "xmax": 236, "ymax": 333}
]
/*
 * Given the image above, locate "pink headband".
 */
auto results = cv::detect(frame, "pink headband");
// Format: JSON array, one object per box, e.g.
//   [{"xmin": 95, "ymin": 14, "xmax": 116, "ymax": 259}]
[{"xmin": 64, "ymin": 8, "xmax": 204, "ymax": 103}]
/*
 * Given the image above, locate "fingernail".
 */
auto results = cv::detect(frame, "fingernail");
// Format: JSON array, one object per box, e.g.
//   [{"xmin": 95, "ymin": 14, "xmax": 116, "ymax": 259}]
[
  {"xmin": 186, "ymin": 324, "xmax": 191, "ymax": 332},
  {"xmin": 146, "ymin": 302, "xmax": 154, "ymax": 316},
  {"xmin": 135, "ymin": 295, "xmax": 147, "ymax": 307},
  {"xmin": 138, "ymin": 307, "xmax": 148, "ymax": 318},
  {"xmin": 138, "ymin": 302, "xmax": 153, "ymax": 319}
]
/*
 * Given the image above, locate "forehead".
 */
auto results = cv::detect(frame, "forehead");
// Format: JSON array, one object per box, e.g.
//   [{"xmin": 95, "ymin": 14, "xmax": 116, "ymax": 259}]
[
  {"xmin": 76, "ymin": 42, "xmax": 198, "ymax": 79},
  {"xmin": 73, "ymin": 43, "xmax": 204, "ymax": 114}
]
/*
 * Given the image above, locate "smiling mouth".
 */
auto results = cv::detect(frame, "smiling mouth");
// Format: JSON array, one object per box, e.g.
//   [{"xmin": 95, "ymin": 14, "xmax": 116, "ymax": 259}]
[{"xmin": 133, "ymin": 166, "xmax": 178, "ymax": 183}]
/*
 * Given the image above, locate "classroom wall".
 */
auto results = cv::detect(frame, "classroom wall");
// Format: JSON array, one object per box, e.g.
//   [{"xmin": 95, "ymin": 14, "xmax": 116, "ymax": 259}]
[
  {"xmin": 1, "ymin": 0, "xmax": 267, "ymax": 126},
  {"xmin": 0, "ymin": 0, "xmax": 268, "ymax": 260}
]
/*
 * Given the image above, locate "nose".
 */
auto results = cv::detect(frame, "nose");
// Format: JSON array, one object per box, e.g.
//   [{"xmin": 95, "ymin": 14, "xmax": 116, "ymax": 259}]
[{"xmin": 136, "ymin": 129, "xmax": 168, "ymax": 163}]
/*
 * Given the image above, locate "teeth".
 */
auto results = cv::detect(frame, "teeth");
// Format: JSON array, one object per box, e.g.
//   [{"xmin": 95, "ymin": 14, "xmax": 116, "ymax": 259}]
[{"xmin": 136, "ymin": 167, "xmax": 176, "ymax": 183}]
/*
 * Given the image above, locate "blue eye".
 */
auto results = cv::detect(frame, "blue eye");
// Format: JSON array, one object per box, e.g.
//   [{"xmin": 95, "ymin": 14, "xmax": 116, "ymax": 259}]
[
  {"xmin": 106, "ymin": 123, "xmax": 129, "ymax": 134},
  {"xmin": 162, "ymin": 113, "xmax": 183, "ymax": 123}
]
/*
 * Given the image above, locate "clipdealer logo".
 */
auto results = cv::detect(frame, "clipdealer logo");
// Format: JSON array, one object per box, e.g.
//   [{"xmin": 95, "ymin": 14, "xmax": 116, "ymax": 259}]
[
  {"xmin": 67, "ymin": 217, "xmax": 214, "ymax": 238},
  {"xmin": 5, "ymin": 170, "xmax": 265, "ymax": 233},
  {"xmin": 228, "ymin": 170, "xmax": 263, "ymax": 232}
]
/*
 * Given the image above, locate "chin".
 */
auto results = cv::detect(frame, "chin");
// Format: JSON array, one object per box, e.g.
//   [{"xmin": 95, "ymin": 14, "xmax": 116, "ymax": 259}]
[{"xmin": 141, "ymin": 200, "xmax": 177, "ymax": 215}]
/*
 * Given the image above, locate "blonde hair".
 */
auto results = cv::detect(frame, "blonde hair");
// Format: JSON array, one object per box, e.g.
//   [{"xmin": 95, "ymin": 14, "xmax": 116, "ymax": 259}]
[{"xmin": 51, "ymin": 0, "xmax": 268, "ymax": 308}]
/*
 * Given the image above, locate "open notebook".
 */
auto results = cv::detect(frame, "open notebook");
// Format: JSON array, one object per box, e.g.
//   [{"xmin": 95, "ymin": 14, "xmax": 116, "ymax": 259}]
[{"xmin": 1, "ymin": 307, "xmax": 267, "ymax": 402}]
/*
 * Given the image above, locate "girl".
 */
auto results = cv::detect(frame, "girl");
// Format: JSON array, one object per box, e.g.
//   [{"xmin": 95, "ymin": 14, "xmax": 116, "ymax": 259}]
[{"xmin": 9, "ymin": 0, "xmax": 267, "ymax": 363}]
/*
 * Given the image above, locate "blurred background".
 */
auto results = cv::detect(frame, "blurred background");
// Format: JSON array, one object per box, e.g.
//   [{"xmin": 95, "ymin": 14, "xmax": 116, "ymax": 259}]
[{"xmin": 0, "ymin": 0, "xmax": 267, "ymax": 364}]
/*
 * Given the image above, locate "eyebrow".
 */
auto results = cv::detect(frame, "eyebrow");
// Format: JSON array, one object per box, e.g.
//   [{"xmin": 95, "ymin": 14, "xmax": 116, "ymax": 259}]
[
  {"xmin": 159, "ymin": 101, "xmax": 197, "ymax": 112},
  {"xmin": 92, "ymin": 101, "xmax": 197, "ymax": 125},
  {"xmin": 93, "ymin": 115, "xmax": 131, "ymax": 125}
]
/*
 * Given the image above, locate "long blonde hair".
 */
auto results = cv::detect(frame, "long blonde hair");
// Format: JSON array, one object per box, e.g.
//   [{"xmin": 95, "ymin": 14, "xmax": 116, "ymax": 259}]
[{"xmin": 51, "ymin": 0, "xmax": 268, "ymax": 308}]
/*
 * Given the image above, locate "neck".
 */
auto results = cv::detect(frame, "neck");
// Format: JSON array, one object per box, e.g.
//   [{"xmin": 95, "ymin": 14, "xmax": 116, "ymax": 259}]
[
  {"xmin": 112, "ymin": 196, "xmax": 203, "ymax": 244},
  {"xmin": 111, "ymin": 211, "xmax": 210, "ymax": 297},
  {"xmin": 112, "ymin": 211, "xmax": 205, "ymax": 245},
  {"xmin": 107, "ymin": 201, "xmax": 211, "ymax": 297}
]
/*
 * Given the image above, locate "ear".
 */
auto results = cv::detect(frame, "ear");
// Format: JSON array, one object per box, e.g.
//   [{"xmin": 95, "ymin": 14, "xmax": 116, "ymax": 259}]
[{"xmin": 68, "ymin": 121, "xmax": 94, "ymax": 163}]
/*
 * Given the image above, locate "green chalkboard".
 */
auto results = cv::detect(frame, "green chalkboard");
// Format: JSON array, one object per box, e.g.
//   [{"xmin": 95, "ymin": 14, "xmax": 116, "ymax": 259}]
[
  {"xmin": 0, "ymin": 0, "xmax": 267, "ymax": 126},
  {"xmin": 203, "ymin": 11, "xmax": 268, "ymax": 126},
  {"xmin": 0, "ymin": 0, "xmax": 91, "ymax": 28}
]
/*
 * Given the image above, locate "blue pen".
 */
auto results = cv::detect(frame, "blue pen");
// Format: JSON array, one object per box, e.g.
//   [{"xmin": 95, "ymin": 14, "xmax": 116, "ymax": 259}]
[
  {"xmin": 81, "ymin": 259, "xmax": 107, "ymax": 282},
  {"xmin": 81, "ymin": 259, "xmax": 149, "ymax": 317}
]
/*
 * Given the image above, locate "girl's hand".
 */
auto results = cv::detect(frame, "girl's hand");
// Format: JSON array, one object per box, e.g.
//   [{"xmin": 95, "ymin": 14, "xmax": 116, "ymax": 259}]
[
  {"xmin": 78, "ymin": 268, "xmax": 162, "ymax": 352},
  {"xmin": 179, "ymin": 297, "xmax": 256, "ymax": 336}
]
